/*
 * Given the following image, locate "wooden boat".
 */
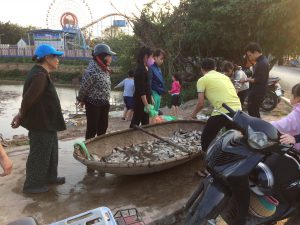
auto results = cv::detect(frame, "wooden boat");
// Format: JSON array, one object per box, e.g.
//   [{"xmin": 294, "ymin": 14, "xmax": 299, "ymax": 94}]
[{"xmin": 73, "ymin": 120, "xmax": 206, "ymax": 175}]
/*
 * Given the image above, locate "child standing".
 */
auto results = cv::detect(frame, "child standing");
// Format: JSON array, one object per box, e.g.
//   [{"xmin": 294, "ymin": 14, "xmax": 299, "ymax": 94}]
[
  {"xmin": 168, "ymin": 73, "xmax": 182, "ymax": 117},
  {"xmin": 271, "ymin": 83, "xmax": 300, "ymax": 151},
  {"xmin": 114, "ymin": 70, "xmax": 135, "ymax": 121}
]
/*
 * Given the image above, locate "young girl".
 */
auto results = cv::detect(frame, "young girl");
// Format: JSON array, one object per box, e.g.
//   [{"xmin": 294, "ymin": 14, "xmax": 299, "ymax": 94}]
[
  {"xmin": 168, "ymin": 73, "xmax": 182, "ymax": 117},
  {"xmin": 114, "ymin": 70, "xmax": 135, "ymax": 121},
  {"xmin": 271, "ymin": 83, "xmax": 300, "ymax": 151}
]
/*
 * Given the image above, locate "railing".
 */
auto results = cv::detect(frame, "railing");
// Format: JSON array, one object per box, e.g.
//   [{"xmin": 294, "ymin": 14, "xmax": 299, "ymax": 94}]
[{"xmin": 0, "ymin": 47, "xmax": 92, "ymax": 59}]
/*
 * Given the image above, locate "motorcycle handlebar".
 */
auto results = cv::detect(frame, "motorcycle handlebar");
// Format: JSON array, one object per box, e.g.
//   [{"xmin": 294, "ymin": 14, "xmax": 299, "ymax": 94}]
[{"xmin": 222, "ymin": 103, "xmax": 236, "ymax": 115}]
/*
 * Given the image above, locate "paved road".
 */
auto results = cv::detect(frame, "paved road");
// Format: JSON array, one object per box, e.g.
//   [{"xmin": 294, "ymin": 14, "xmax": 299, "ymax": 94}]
[{"xmin": 270, "ymin": 65, "xmax": 300, "ymax": 95}]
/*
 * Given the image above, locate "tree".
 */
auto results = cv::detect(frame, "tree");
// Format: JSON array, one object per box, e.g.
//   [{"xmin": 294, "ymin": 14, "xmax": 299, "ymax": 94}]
[
  {"xmin": 95, "ymin": 33, "xmax": 140, "ymax": 74},
  {"xmin": 257, "ymin": 0, "xmax": 300, "ymax": 60},
  {"xmin": 132, "ymin": 0, "xmax": 192, "ymax": 76},
  {"xmin": 0, "ymin": 22, "xmax": 35, "ymax": 45},
  {"xmin": 182, "ymin": 0, "xmax": 300, "ymax": 67},
  {"xmin": 134, "ymin": 0, "xmax": 300, "ymax": 72},
  {"xmin": 102, "ymin": 26, "xmax": 125, "ymax": 40}
]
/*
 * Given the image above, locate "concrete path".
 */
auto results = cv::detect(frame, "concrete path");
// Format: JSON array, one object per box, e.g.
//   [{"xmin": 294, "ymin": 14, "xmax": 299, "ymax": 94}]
[{"xmin": 270, "ymin": 65, "xmax": 300, "ymax": 92}]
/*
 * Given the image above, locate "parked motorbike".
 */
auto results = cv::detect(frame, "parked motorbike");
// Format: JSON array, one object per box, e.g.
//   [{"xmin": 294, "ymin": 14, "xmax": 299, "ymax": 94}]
[
  {"xmin": 184, "ymin": 103, "xmax": 300, "ymax": 225},
  {"xmin": 237, "ymin": 77, "xmax": 284, "ymax": 112}
]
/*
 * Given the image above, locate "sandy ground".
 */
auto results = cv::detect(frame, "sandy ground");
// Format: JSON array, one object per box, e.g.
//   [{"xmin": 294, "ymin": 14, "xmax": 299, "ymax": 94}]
[
  {"xmin": 1, "ymin": 98, "xmax": 298, "ymax": 225},
  {"xmin": 2, "ymin": 97, "xmax": 292, "ymax": 147}
]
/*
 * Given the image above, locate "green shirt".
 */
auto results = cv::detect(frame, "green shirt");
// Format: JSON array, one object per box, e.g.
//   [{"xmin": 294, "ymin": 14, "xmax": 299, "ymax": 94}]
[{"xmin": 197, "ymin": 70, "xmax": 241, "ymax": 116}]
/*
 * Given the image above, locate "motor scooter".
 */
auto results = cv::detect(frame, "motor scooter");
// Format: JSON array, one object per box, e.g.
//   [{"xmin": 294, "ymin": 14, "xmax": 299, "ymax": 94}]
[{"xmin": 184, "ymin": 103, "xmax": 300, "ymax": 225}]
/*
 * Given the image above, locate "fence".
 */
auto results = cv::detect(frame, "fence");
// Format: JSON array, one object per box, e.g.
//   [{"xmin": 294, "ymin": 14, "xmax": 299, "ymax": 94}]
[{"xmin": 0, "ymin": 46, "xmax": 92, "ymax": 59}]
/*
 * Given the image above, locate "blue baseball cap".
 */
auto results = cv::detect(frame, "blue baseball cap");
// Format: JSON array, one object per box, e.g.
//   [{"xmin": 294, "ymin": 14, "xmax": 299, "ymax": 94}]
[{"xmin": 35, "ymin": 44, "xmax": 64, "ymax": 59}]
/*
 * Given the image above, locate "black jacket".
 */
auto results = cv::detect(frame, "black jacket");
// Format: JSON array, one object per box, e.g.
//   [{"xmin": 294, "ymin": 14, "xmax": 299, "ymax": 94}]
[
  {"xmin": 249, "ymin": 55, "xmax": 269, "ymax": 96},
  {"xmin": 133, "ymin": 64, "xmax": 152, "ymax": 103},
  {"xmin": 20, "ymin": 65, "xmax": 66, "ymax": 131}
]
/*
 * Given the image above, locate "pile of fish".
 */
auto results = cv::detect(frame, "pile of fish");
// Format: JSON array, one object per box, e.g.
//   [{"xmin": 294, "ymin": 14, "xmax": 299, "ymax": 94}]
[{"xmin": 100, "ymin": 129, "xmax": 202, "ymax": 164}]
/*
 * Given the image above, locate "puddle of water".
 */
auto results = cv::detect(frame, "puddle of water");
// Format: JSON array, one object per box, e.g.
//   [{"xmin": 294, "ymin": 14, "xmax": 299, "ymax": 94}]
[{"xmin": 0, "ymin": 84, "xmax": 122, "ymax": 139}]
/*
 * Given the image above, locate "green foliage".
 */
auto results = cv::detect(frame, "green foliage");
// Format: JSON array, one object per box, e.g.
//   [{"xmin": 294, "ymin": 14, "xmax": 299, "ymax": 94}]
[
  {"xmin": 133, "ymin": 0, "xmax": 300, "ymax": 71},
  {"xmin": 161, "ymin": 78, "xmax": 198, "ymax": 108},
  {"xmin": 0, "ymin": 22, "xmax": 35, "ymax": 44},
  {"xmin": 0, "ymin": 57, "xmax": 89, "ymax": 66},
  {"xmin": 94, "ymin": 34, "xmax": 139, "ymax": 74},
  {"xmin": 0, "ymin": 69, "xmax": 27, "ymax": 80},
  {"xmin": 0, "ymin": 68, "xmax": 124, "ymax": 87},
  {"xmin": 50, "ymin": 72, "xmax": 82, "ymax": 84},
  {"xmin": 132, "ymin": 0, "xmax": 190, "ymax": 74},
  {"xmin": 257, "ymin": 0, "xmax": 300, "ymax": 58}
]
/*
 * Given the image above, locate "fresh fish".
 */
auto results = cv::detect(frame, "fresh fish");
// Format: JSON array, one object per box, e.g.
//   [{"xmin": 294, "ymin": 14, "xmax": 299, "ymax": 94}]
[{"xmin": 100, "ymin": 130, "xmax": 202, "ymax": 163}]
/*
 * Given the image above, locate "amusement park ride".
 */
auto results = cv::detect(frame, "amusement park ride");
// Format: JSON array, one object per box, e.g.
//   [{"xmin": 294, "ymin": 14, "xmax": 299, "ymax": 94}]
[{"xmin": 31, "ymin": 0, "xmax": 131, "ymax": 50}]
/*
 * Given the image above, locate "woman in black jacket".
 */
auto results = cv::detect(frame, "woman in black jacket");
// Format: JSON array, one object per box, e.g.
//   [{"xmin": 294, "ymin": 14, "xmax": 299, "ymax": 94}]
[
  {"xmin": 130, "ymin": 46, "xmax": 154, "ymax": 128},
  {"xmin": 11, "ymin": 44, "xmax": 66, "ymax": 194}
]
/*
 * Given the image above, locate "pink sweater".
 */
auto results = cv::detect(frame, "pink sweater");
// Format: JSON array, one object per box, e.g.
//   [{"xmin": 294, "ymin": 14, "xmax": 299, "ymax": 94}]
[
  {"xmin": 271, "ymin": 103, "xmax": 300, "ymax": 150},
  {"xmin": 169, "ymin": 81, "xmax": 181, "ymax": 95}
]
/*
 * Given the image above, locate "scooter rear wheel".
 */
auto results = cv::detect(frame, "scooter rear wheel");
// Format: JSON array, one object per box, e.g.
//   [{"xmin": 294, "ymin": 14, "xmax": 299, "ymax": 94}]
[{"xmin": 260, "ymin": 92, "xmax": 278, "ymax": 112}]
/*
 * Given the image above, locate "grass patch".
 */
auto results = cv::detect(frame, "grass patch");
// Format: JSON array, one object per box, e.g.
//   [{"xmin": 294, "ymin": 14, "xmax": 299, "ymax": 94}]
[
  {"xmin": 0, "ymin": 69, "xmax": 126, "ymax": 86},
  {"xmin": 0, "ymin": 57, "xmax": 90, "ymax": 66}
]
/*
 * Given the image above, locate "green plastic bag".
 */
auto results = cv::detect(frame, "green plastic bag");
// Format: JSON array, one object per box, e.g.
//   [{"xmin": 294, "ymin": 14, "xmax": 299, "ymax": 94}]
[
  {"xmin": 144, "ymin": 104, "xmax": 158, "ymax": 117},
  {"xmin": 74, "ymin": 141, "xmax": 92, "ymax": 160},
  {"xmin": 161, "ymin": 115, "xmax": 177, "ymax": 121}
]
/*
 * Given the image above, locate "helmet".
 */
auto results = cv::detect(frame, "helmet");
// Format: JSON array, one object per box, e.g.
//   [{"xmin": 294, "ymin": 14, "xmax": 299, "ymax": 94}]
[{"xmin": 93, "ymin": 44, "xmax": 116, "ymax": 56}]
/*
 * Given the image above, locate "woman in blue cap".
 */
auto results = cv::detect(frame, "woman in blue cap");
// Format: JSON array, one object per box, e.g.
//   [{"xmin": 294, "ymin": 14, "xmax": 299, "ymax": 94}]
[{"xmin": 11, "ymin": 44, "xmax": 66, "ymax": 194}]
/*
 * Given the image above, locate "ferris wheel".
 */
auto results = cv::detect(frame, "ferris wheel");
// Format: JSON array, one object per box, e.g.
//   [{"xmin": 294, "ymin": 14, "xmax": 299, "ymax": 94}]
[{"xmin": 46, "ymin": 0, "xmax": 93, "ymax": 31}]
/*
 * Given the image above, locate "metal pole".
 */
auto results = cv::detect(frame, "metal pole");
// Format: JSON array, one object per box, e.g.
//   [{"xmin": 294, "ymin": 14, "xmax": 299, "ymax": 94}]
[{"xmin": 27, "ymin": 33, "xmax": 31, "ymax": 48}]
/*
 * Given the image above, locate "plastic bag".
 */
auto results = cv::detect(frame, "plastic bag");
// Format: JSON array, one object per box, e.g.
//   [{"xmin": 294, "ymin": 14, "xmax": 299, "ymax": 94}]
[
  {"xmin": 144, "ymin": 105, "xmax": 177, "ymax": 124},
  {"xmin": 144, "ymin": 104, "xmax": 158, "ymax": 117},
  {"xmin": 161, "ymin": 115, "xmax": 177, "ymax": 121}
]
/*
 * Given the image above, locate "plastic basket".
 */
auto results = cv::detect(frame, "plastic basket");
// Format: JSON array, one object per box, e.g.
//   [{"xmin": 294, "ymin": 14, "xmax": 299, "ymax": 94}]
[
  {"xmin": 50, "ymin": 207, "xmax": 117, "ymax": 225},
  {"xmin": 114, "ymin": 208, "xmax": 144, "ymax": 225}
]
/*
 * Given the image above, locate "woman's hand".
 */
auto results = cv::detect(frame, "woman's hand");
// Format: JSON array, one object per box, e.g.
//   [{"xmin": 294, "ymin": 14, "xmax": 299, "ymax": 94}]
[
  {"xmin": 11, "ymin": 113, "xmax": 21, "ymax": 129},
  {"xmin": 280, "ymin": 134, "xmax": 296, "ymax": 145},
  {"xmin": 151, "ymin": 97, "xmax": 155, "ymax": 105},
  {"xmin": 240, "ymin": 77, "xmax": 248, "ymax": 83},
  {"xmin": 76, "ymin": 101, "xmax": 85, "ymax": 108}
]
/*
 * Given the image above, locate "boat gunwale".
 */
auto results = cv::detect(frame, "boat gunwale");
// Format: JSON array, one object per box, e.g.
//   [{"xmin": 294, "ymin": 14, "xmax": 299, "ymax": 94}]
[
  {"xmin": 84, "ymin": 120, "xmax": 206, "ymax": 145},
  {"xmin": 73, "ymin": 120, "xmax": 205, "ymax": 174}
]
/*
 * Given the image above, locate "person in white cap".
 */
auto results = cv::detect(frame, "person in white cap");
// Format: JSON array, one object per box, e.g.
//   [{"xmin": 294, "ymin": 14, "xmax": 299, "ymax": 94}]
[{"xmin": 11, "ymin": 44, "xmax": 66, "ymax": 194}]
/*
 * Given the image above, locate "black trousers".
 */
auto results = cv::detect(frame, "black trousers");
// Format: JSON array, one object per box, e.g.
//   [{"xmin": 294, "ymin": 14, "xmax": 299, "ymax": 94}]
[
  {"xmin": 238, "ymin": 89, "xmax": 248, "ymax": 109},
  {"xmin": 85, "ymin": 101, "xmax": 110, "ymax": 140},
  {"xmin": 201, "ymin": 114, "xmax": 235, "ymax": 152},
  {"xmin": 247, "ymin": 94, "xmax": 264, "ymax": 118},
  {"xmin": 130, "ymin": 99, "xmax": 149, "ymax": 128},
  {"xmin": 24, "ymin": 131, "xmax": 58, "ymax": 189}
]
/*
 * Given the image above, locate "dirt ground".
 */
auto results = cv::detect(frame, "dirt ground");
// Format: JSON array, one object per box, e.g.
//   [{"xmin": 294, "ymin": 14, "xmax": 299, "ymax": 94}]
[
  {"xmin": 2, "ymin": 97, "xmax": 292, "ymax": 147},
  {"xmin": 2, "ymin": 95, "xmax": 294, "ymax": 225}
]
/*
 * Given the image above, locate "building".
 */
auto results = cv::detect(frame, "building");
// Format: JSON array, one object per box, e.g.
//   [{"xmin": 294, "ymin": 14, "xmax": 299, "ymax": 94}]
[
  {"xmin": 17, "ymin": 38, "xmax": 31, "ymax": 48},
  {"xmin": 29, "ymin": 29, "xmax": 65, "ymax": 50}
]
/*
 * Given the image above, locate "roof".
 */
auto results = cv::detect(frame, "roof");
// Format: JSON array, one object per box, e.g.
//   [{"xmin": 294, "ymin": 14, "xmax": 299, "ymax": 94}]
[
  {"xmin": 28, "ymin": 29, "xmax": 64, "ymax": 34},
  {"xmin": 18, "ymin": 38, "xmax": 30, "ymax": 45}
]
